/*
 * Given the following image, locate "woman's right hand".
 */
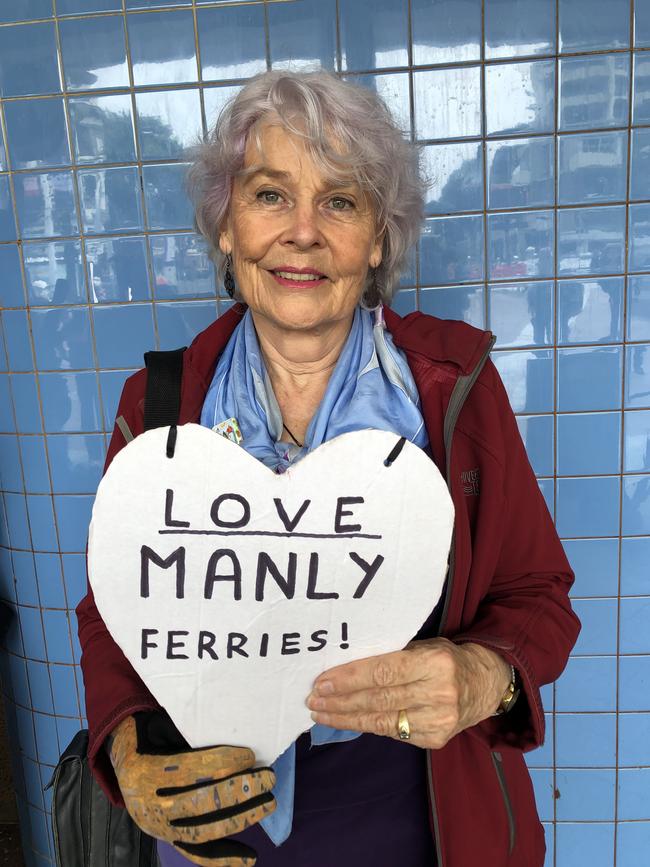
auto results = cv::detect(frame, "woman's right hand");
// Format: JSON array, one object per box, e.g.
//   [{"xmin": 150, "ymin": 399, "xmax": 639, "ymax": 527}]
[{"xmin": 108, "ymin": 714, "xmax": 276, "ymax": 866}]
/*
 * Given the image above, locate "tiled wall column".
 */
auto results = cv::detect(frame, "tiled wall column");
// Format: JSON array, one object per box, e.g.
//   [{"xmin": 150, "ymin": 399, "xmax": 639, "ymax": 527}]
[{"xmin": 0, "ymin": 1, "xmax": 649, "ymax": 866}]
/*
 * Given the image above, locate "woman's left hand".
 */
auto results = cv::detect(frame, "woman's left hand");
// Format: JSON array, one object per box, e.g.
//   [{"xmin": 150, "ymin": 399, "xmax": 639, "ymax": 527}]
[{"xmin": 306, "ymin": 638, "xmax": 512, "ymax": 749}]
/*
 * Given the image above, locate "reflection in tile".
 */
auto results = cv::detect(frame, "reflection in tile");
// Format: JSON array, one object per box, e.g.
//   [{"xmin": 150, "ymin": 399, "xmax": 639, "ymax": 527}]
[
  {"xmin": 40, "ymin": 371, "xmax": 102, "ymax": 434},
  {"xmin": 14, "ymin": 172, "xmax": 79, "ymax": 240},
  {"xmin": 556, "ymin": 476, "xmax": 621, "ymax": 538},
  {"xmin": 414, "ymin": 66, "xmax": 481, "ymax": 140},
  {"xmin": 557, "ymin": 277, "xmax": 624, "ymax": 344},
  {"xmin": 631, "ymin": 128, "xmax": 650, "ymax": 201},
  {"xmin": 517, "ymin": 414, "xmax": 554, "ymax": 476},
  {"xmin": 560, "ymin": 54, "xmax": 630, "ymax": 131},
  {"xmin": 127, "ymin": 9, "xmax": 197, "ymax": 86},
  {"xmin": 559, "ymin": 0, "xmax": 630, "ymax": 53},
  {"xmin": 59, "ymin": 15, "xmax": 129, "ymax": 91},
  {"xmin": 423, "ymin": 142, "xmax": 483, "ymax": 214},
  {"xmin": 198, "ymin": 4, "xmax": 266, "ymax": 81},
  {"xmin": 557, "ymin": 412, "xmax": 621, "ymax": 475},
  {"xmin": 636, "ymin": 1, "xmax": 650, "ymax": 47},
  {"xmin": 625, "ymin": 344, "xmax": 650, "ymax": 408},
  {"xmin": 634, "ymin": 54, "xmax": 650, "ymax": 124},
  {"xmin": 390, "ymin": 289, "xmax": 417, "ymax": 317},
  {"xmin": 24, "ymin": 241, "xmax": 85, "ymax": 306},
  {"xmin": 0, "ymin": 127, "xmax": 6, "ymax": 171},
  {"xmin": 558, "ymin": 131, "xmax": 627, "ymax": 205},
  {"xmin": 203, "ymin": 85, "xmax": 243, "ymax": 131},
  {"xmin": 625, "ymin": 410, "xmax": 650, "ymax": 473},
  {"xmin": 622, "ymin": 474, "xmax": 650, "ymax": 535},
  {"xmin": 419, "ymin": 284, "xmax": 485, "ymax": 328},
  {"xmin": 268, "ymin": 0, "xmax": 337, "ymax": 72},
  {"xmin": 3, "ymin": 98, "xmax": 70, "ymax": 170},
  {"xmin": 3, "ymin": 310, "xmax": 33, "ymax": 371},
  {"xmin": 135, "ymin": 89, "xmax": 202, "ymax": 161},
  {"xmin": 86, "ymin": 237, "xmax": 150, "ymax": 303},
  {"xmin": 150, "ymin": 234, "xmax": 215, "ymax": 300},
  {"xmin": 563, "ymin": 537, "xmax": 620, "ymax": 597},
  {"xmin": 411, "ymin": 0, "xmax": 481, "ymax": 65},
  {"xmin": 488, "ymin": 211, "xmax": 554, "ymax": 280},
  {"xmin": 48, "ymin": 433, "xmax": 104, "ymax": 494},
  {"xmin": 621, "ymin": 536, "xmax": 650, "ymax": 594},
  {"xmin": 9, "ymin": 373, "xmax": 42, "ymax": 433},
  {"xmin": 420, "ymin": 215, "xmax": 484, "ymax": 285},
  {"xmin": 54, "ymin": 495, "xmax": 94, "ymax": 551},
  {"xmin": 350, "ymin": 73, "xmax": 411, "ymax": 135},
  {"xmin": 31, "ymin": 308, "xmax": 94, "ymax": 371},
  {"xmin": 485, "ymin": 0, "xmax": 555, "ymax": 59},
  {"xmin": 0, "ymin": 0, "xmax": 52, "ymax": 22},
  {"xmin": 628, "ymin": 276, "xmax": 650, "ymax": 341},
  {"xmin": 92, "ymin": 304, "xmax": 155, "ymax": 367},
  {"xmin": 558, "ymin": 205, "xmax": 626, "ymax": 276},
  {"xmin": 157, "ymin": 301, "xmax": 218, "ymax": 350},
  {"xmin": 629, "ymin": 203, "xmax": 650, "ymax": 272},
  {"xmin": 68, "ymin": 94, "xmax": 136, "ymax": 165},
  {"xmin": 489, "ymin": 281, "xmax": 554, "ymax": 347},
  {"xmin": 557, "ymin": 346, "xmax": 623, "ymax": 411},
  {"xmin": 142, "ymin": 164, "xmax": 193, "ymax": 231},
  {"xmin": 339, "ymin": 0, "xmax": 408, "ymax": 71},
  {"xmin": 99, "ymin": 369, "xmax": 135, "ymax": 431},
  {"xmin": 78, "ymin": 167, "xmax": 144, "ymax": 235},
  {"xmin": 0, "ymin": 245, "xmax": 25, "ymax": 308},
  {"xmin": 492, "ymin": 349, "xmax": 554, "ymax": 413},
  {"xmin": 487, "ymin": 137, "xmax": 554, "ymax": 209},
  {"xmin": 58, "ymin": 0, "xmax": 122, "ymax": 11},
  {"xmin": 486, "ymin": 60, "xmax": 555, "ymax": 136},
  {"xmin": 571, "ymin": 599, "xmax": 619, "ymax": 656},
  {"xmin": 0, "ymin": 22, "xmax": 60, "ymax": 98},
  {"xmin": 0, "ymin": 176, "xmax": 17, "ymax": 242}
]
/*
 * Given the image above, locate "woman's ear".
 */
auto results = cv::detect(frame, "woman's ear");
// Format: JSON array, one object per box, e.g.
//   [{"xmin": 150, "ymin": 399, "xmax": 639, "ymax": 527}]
[
  {"xmin": 369, "ymin": 232, "xmax": 384, "ymax": 270},
  {"xmin": 218, "ymin": 229, "xmax": 232, "ymax": 257}
]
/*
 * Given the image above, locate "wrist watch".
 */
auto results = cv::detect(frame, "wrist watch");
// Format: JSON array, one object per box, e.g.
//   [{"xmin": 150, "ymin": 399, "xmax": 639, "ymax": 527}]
[{"xmin": 494, "ymin": 664, "xmax": 520, "ymax": 715}]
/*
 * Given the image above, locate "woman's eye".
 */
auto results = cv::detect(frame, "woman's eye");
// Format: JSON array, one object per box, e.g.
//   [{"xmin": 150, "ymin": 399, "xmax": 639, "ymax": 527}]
[
  {"xmin": 257, "ymin": 190, "xmax": 283, "ymax": 204},
  {"xmin": 329, "ymin": 197, "xmax": 354, "ymax": 210}
]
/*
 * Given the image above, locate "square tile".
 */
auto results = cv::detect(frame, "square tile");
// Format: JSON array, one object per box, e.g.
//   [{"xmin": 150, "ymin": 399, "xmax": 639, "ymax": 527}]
[
  {"xmin": 562, "ymin": 538, "xmax": 619, "ymax": 597},
  {"xmin": 633, "ymin": 53, "xmax": 650, "ymax": 124},
  {"xmin": 350, "ymin": 72, "xmax": 411, "ymax": 135},
  {"xmin": 488, "ymin": 211, "xmax": 554, "ymax": 281},
  {"xmin": 616, "ymin": 821, "xmax": 650, "ymax": 863},
  {"xmin": 636, "ymin": 0, "xmax": 650, "ymax": 46},
  {"xmin": 13, "ymin": 550, "xmax": 39, "ymax": 606},
  {"xmin": 99, "ymin": 368, "xmax": 135, "ymax": 431},
  {"xmin": 486, "ymin": 60, "xmax": 555, "ymax": 136},
  {"xmin": 556, "ymin": 476, "xmax": 620, "ymax": 537},
  {"xmin": 14, "ymin": 171, "xmax": 79, "ymax": 240},
  {"xmin": 3, "ymin": 98, "xmax": 70, "ymax": 170},
  {"xmin": 32, "ymin": 712, "xmax": 59, "ymax": 767},
  {"xmin": 422, "ymin": 142, "xmax": 483, "ymax": 214},
  {"xmin": 558, "ymin": 131, "xmax": 627, "ymax": 205},
  {"xmin": 620, "ymin": 597, "xmax": 650, "ymax": 653},
  {"xmin": 0, "ymin": 22, "xmax": 60, "ymax": 97},
  {"xmin": 420, "ymin": 215, "xmax": 484, "ymax": 285},
  {"xmin": 529, "ymin": 768, "xmax": 554, "ymax": 822},
  {"xmin": 58, "ymin": 0, "xmax": 121, "ymax": 11},
  {"xmin": 630, "ymin": 128, "xmax": 650, "ymax": 201},
  {"xmin": 0, "ymin": 176, "xmax": 17, "ymax": 242},
  {"xmin": 619, "ymin": 654, "xmax": 650, "ymax": 710},
  {"xmin": 69, "ymin": 94, "xmax": 136, "ymax": 165},
  {"xmin": 619, "ymin": 714, "xmax": 650, "ymax": 765},
  {"xmin": 19, "ymin": 605, "xmax": 46, "ymax": 660},
  {"xmin": 485, "ymin": 0, "xmax": 555, "ymax": 59},
  {"xmin": 86, "ymin": 236, "xmax": 150, "ymax": 304},
  {"xmin": 556, "ymin": 823, "xmax": 615, "ymax": 867},
  {"xmin": 414, "ymin": 66, "xmax": 482, "ymax": 140},
  {"xmin": 411, "ymin": 0, "xmax": 481, "ymax": 65},
  {"xmin": 24, "ymin": 240, "xmax": 86, "ymax": 307},
  {"xmin": 419, "ymin": 285, "xmax": 485, "ymax": 328},
  {"xmin": 621, "ymin": 536, "xmax": 650, "ymax": 595},
  {"xmin": 0, "ymin": 245, "xmax": 25, "ymax": 308},
  {"xmin": 390, "ymin": 289, "xmax": 417, "ymax": 317},
  {"xmin": 4, "ymin": 493, "xmax": 31, "ymax": 549},
  {"xmin": 555, "ymin": 713, "xmax": 616, "ymax": 767},
  {"xmin": 268, "ymin": 0, "xmax": 337, "ymax": 72},
  {"xmin": 26, "ymin": 495, "xmax": 58, "ymax": 551},
  {"xmin": 559, "ymin": 0, "xmax": 630, "ymax": 52},
  {"xmin": 625, "ymin": 345, "xmax": 650, "ymax": 409},
  {"xmin": 628, "ymin": 275, "xmax": 650, "ymax": 341},
  {"xmin": 50, "ymin": 662, "xmax": 79, "ymax": 716},
  {"xmin": 339, "ymin": 0, "xmax": 408, "ymax": 71},
  {"xmin": 0, "ymin": 0, "xmax": 52, "ymax": 22},
  {"xmin": 557, "ymin": 412, "xmax": 621, "ymax": 475},
  {"xmin": 53, "ymin": 495, "xmax": 94, "ymax": 552},
  {"xmin": 0, "ymin": 435, "xmax": 23, "ymax": 491},
  {"xmin": 47, "ymin": 434, "xmax": 104, "ymax": 494},
  {"xmin": 127, "ymin": 9, "xmax": 198, "ymax": 86},
  {"xmin": 487, "ymin": 137, "xmax": 554, "ymax": 210},
  {"xmin": 59, "ymin": 14, "xmax": 128, "ymax": 91},
  {"xmin": 150, "ymin": 234, "xmax": 214, "ymax": 301},
  {"xmin": 560, "ymin": 54, "xmax": 630, "ymax": 131},
  {"xmin": 490, "ymin": 281, "xmax": 554, "ymax": 348},
  {"xmin": 622, "ymin": 474, "xmax": 650, "ymax": 535},
  {"xmin": 10, "ymin": 374, "xmax": 42, "ymax": 433},
  {"xmin": 203, "ymin": 85, "xmax": 243, "ymax": 131},
  {"xmin": 135, "ymin": 89, "xmax": 202, "ymax": 161},
  {"xmin": 31, "ymin": 308, "xmax": 94, "ymax": 371},
  {"xmin": 558, "ymin": 205, "xmax": 626, "ymax": 277},
  {"xmin": 570, "ymin": 598, "xmax": 618, "ymax": 654},
  {"xmin": 516, "ymin": 414, "xmax": 554, "ymax": 476},
  {"xmin": 142, "ymin": 164, "xmax": 193, "ymax": 230},
  {"xmin": 492, "ymin": 349, "xmax": 554, "ymax": 413},
  {"xmin": 197, "ymin": 4, "xmax": 266, "ymax": 82},
  {"xmin": 629, "ymin": 203, "xmax": 650, "ymax": 271},
  {"xmin": 61, "ymin": 552, "xmax": 88, "ymax": 609},
  {"xmin": 92, "ymin": 304, "xmax": 155, "ymax": 367},
  {"xmin": 34, "ymin": 552, "xmax": 65, "ymax": 608},
  {"xmin": 42, "ymin": 609, "xmax": 73, "ymax": 663},
  {"xmin": 156, "ymin": 301, "xmax": 217, "ymax": 351},
  {"xmin": 78, "ymin": 167, "xmax": 144, "ymax": 235},
  {"xmin": 3, "ymin": 310, "xmax": 34, "ymax": 372},
  {"xmin": 557, "ymin": 346, "xmax": 623, "ymax": 411},
  {"xmin": 625, "ymin": 410, "xmax": 650, "ymax": 472},
  {"xmin": 557, "ymin": 277, "xmax": 624, "ymax": 344},
  {"xmin": 555, "ymin": 769, "xmax": 616, "ymax": 820},
  {"xmin": 618, "ymin": 768, "xmax": 650, "ymax": 820}
]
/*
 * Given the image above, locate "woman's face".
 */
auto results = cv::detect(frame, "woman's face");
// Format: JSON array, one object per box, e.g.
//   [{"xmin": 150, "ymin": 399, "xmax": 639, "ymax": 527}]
[{"xmin": 219, "ymin": 121, "xmax": 383, "ymax": 334}]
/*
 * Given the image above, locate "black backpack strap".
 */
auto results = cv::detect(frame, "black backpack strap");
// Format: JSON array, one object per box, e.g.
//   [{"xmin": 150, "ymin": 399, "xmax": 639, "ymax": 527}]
[{"xmin": 143, "ymin": 348, "xmax": 186, "ymax": 458}]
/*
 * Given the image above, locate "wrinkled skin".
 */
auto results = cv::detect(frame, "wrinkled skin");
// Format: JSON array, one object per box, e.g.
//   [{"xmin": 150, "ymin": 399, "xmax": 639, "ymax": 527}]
[{"xmin": 109, "ymin": 716, "xmax": 276, "ymax": 866}]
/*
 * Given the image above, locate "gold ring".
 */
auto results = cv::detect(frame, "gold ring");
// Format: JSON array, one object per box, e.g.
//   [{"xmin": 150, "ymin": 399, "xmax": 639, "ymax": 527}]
[{"xmin": 397, "ymin": 709, "xmax": 410, "ymax": 740}]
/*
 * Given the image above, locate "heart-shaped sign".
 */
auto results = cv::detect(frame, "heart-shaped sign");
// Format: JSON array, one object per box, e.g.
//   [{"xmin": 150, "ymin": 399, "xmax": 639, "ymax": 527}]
[{"xmin": 88, "ymin": 425, "xmax": 454, "ymax": 766}]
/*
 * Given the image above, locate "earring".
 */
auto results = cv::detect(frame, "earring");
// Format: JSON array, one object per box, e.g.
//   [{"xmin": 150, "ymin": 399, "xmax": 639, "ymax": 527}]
[
  {"xmin": 365, "ymin": 267, "xmax": 381, "ymax": 308},
  {"xmin": 224, "ymin": 254, "xmax": 235, "ymax": 299}
]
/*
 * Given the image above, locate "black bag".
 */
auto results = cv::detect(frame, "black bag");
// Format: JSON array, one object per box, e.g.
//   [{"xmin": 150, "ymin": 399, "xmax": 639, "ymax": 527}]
[
  {"xmin": 49, "ymin": 349, "xmax": 186, "ymax": 867},
  {"xmin": 48, "ymin": 730, "xmax": 158, "ymax": 867}
]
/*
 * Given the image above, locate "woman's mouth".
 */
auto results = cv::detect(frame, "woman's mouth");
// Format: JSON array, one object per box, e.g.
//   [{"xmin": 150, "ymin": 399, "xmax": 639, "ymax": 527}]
[{"xmin": 270, "ymin": 268, "xmax": 328, "ymax": 288}]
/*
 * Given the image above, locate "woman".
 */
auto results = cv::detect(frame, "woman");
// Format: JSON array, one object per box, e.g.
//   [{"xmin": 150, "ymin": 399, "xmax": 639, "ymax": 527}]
[{"xmin": 77, "ymin": 71, "xmax": 579, "ymax": 867}]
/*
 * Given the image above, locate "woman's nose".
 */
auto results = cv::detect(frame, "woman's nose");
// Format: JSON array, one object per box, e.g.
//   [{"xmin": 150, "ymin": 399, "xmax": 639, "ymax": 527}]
[{"xmin": 281, "ymin": 201, "xmax": 325, "ymax": 249}]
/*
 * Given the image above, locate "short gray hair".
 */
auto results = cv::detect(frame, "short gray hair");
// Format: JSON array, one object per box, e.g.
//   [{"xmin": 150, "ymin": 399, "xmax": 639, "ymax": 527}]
[{"xmin": 186, "ymin": 70, "xmax": 425, "ymax": 305}]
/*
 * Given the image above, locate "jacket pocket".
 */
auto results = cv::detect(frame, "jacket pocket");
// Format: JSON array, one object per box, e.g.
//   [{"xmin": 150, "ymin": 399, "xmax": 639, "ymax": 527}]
[{"xmin": 492, "ymin": 750, "xmax": 516, "ymax": 856}]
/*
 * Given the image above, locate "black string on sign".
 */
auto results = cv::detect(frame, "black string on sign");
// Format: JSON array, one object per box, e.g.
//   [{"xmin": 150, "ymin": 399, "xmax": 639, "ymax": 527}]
[
  {"xmin": 384, "ymin": 436, "xmax": 406, "ymax": 467},
  {"xmin": 166, "ymin": 425, "xmax": 178, "ymax": 459}
]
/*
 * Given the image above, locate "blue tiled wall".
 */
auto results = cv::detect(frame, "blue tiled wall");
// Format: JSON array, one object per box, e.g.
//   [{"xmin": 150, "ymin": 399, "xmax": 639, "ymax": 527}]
[{"xmin": 0, "ymin": 1, "xmax": 648, "ymax": 865}]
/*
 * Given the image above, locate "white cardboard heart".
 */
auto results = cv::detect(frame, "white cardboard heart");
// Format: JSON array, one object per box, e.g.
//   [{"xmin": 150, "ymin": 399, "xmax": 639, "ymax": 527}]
[{"xmin": 88, "ymin": 425, "xmax": 454, "ymax": 766}]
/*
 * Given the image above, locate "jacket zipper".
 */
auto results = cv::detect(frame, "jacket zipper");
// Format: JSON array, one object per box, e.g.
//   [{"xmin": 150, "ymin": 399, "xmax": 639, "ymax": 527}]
[
  {"xmin": 427, "ymin": 335, "xmax": 496, "ymax": 867},
  {"xmin": 491, "ymin": 750, "xmax": 516, "ymax": 855}
]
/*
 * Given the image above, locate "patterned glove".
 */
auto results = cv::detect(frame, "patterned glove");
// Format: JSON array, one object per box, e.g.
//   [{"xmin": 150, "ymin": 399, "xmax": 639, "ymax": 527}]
[{"xmin": 108, "ymin": 711, "xmax": 275, "ymax": 866}]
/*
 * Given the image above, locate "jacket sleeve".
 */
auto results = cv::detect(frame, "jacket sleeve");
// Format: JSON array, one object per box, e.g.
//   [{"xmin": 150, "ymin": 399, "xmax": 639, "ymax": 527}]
[
  {"xmin": 76, "ymin": 369, "xmax": 159, "ymax": 806},
  {"xmin": 452, "ymin": 363, "xmax": 581, "ymax": 753}
]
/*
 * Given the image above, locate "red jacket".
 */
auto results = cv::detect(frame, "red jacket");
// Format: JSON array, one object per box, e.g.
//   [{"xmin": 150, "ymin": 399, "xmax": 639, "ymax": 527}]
[{"xmin": 77, "ymin": 305, "xmax": 580, "ymax": 867}]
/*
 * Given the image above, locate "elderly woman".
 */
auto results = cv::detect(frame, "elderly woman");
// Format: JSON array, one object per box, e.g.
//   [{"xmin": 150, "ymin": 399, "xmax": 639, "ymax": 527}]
[{"xmin": 77, "ymin": 71, "xmax": 579, "ymax": 867}]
